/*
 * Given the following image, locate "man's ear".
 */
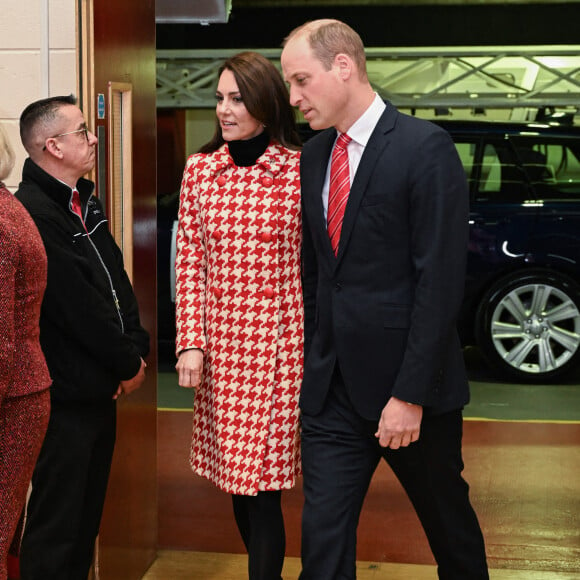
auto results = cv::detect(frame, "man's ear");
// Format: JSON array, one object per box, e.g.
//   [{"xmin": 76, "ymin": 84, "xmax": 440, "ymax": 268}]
[
  {"xmin": 334, "ymin": 53, "xmax": 353, "ymax": 81},
  {"xmin": 43, "ymin": 138, "xmax": 64, "ymax": 159}
]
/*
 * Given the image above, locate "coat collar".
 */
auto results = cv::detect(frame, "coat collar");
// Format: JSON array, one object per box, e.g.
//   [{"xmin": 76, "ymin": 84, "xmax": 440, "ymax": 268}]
[
  {"xmin": 22, "ymin": 158, "xmax": 95, "ymax": 209},
  {"xmin": 209, "ymin": 141, "xmax": 294, "ymax": 177}
]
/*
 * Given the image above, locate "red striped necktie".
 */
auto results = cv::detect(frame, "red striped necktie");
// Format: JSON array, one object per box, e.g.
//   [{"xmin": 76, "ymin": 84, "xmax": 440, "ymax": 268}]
[
  {"xmin": 327, "ymin": 133, "xmax": 352, "ymax": 255},
  {"xmin": 71, "ymin": 189, "xmax": 87, "ymax": 232}
]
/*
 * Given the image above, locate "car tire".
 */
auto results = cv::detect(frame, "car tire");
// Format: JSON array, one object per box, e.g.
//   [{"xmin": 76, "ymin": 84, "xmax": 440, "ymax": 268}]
[{"xmin": 475, "ymin": 269, "xmax": 580, "ymax": 382}]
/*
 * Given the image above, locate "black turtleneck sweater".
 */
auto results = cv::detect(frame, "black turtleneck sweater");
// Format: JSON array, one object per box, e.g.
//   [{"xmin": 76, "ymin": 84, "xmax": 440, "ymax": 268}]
[{"xmin": 228, "ymin": 131, "xmax": 270, "ymax": 167}]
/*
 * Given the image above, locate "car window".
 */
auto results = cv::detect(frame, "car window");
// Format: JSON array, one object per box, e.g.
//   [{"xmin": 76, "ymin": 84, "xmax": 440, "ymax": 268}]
[
  {"xmin": 477, "ymin": 140, "xmax": 529, "ymax": 203},
  {"xmin": 453, "ymin": 141, "xmax": 477, "ymax": 191},
  {"xmin": 480, "ymin": 143, "xmax": 502, "ymax": 193},
  {"xmin": 452, "ymin": 137, "xmax": 529, "ymax": 203},
  {"xmin": 511, "ymin": 137, "xmax": 580, "ymax": 201}
]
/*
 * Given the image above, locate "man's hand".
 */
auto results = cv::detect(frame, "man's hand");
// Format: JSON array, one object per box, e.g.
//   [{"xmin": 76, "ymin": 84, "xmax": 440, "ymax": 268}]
[
  {"xmin": 114, "ymin": 357, "xmax": 147, "ymax": 399},
  {"xmin": 176, "ymin": 349, "xmax": 204, "ymax": 389},
  {"xmin": 375, "ymin": 396, "xmax": 423, "ymax": 449}
]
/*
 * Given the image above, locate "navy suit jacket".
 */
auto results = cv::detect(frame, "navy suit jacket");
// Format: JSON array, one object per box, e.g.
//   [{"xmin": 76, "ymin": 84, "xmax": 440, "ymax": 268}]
[{"xmin": 300, "ymin": 104, "xmax": 470, "ymax": 420}]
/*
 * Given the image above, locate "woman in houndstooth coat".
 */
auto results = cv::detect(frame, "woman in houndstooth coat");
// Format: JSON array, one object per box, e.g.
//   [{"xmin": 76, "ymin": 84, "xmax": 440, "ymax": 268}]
[{"xmin": 175, "ymin": 52, "xmax": 303, "ymax": 580}]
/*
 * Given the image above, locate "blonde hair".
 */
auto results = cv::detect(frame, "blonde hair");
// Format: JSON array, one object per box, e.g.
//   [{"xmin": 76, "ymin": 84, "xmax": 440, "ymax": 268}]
[
  {"xmin": 0, "ymin": 124, "xmax": 15, "ymax": 182},
  {"xmin": 284, "ymin": 19, "xmax": 368, "ymax": 81}
]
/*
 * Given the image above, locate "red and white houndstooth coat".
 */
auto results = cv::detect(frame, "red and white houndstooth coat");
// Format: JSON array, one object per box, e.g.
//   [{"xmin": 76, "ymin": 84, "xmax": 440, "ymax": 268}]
[{"xmin": 175, "ymin": 141, "xmax": 304, "ymax": 495}]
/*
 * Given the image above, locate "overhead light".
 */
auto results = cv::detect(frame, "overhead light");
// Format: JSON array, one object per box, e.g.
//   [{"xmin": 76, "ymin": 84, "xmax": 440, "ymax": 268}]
[{"xmin": 156, "ymin": 0, "xmax": 232, "ymax": 24}]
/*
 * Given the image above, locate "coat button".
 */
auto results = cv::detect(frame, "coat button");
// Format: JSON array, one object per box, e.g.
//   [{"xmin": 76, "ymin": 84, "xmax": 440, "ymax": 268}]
[
  {"xmin": 216, "ymin": 175, "xmax": 227, "ymax": 187},
  {"xmin": 261, "ymin": 176, "xmax": 273, "ymax": 187},
  {"xmin": 263, "ymin": 286, "xmax": 274, "ymax": 299},
  {"xmin": 212, "ymin": 230, "xmax": 222, "ymax": 241},
  {"xmin": 213, "ymin": 287, "xmax": 223, "ymax": 299},
  {"xmin": 260, "ymin": 231, "xmax": 273, "ymax": 243}
]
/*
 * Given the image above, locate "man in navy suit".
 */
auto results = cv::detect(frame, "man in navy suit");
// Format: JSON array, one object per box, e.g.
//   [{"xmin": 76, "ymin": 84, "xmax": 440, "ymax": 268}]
[{"xmin": 281, "ymin": 20, "xmax": 489, "ymax": 580}]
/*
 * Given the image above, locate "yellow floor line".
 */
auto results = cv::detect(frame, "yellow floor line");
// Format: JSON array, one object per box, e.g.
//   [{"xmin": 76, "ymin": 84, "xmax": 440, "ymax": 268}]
[
  {"xmin": 158, "ymin": 408, "xmax": 579, "ymax": 423},
  {"xmin": 465, "ymin": 416, "xmax": 580, "ymax": 424}
]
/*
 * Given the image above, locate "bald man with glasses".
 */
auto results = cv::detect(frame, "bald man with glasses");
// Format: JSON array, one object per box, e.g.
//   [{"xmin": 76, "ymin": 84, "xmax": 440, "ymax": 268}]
[{"xmin": 14, "ymin": 95, "xmax": 149, "ymax": 580}]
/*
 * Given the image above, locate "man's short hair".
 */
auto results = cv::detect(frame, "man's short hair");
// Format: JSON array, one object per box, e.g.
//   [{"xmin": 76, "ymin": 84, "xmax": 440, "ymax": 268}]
[
  {"xmin": 20, "ymin": 95, "xmax": 77, "ymax": 152},
  {"xmin": 284, "ymin": 20, "xmax": 368, "ymax": 81}
]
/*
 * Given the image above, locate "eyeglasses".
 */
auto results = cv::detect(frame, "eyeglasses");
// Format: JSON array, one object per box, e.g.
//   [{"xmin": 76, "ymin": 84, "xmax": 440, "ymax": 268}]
[
  {"xmin": 54, "ymin": 126, "xmax": 90, "ymax": 140},
  {"xmin": 43, "ymin": 125, "xmax": 90, "ymax": 150}
]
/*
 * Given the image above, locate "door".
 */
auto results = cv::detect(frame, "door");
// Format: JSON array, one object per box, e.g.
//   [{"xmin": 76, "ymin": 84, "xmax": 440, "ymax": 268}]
[{"xmin": 81, "ymin": 1, "xmax": 158, "ymax": 577}]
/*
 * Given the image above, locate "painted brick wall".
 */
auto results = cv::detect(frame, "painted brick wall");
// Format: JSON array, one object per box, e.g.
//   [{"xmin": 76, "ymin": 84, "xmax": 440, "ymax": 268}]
[{"xmin": 0, "ymin": 0, "xmax": 77, "ymax": 190}]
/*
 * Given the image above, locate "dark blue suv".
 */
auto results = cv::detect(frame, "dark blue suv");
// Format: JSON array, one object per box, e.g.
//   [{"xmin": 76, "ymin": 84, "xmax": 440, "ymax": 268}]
[
  {"xmin": 441, "ymin": 119, "xmax": 580, "ymax": 382},
  {"xmin": 158, "ymin": 119, "xmax": 580, "ymax": 382}
]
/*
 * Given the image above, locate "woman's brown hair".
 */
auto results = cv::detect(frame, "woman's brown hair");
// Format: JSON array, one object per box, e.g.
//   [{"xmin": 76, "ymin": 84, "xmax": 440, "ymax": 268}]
[{"xmin": 200, "ymin": 51, "xmax": 301, "ymax": 154}]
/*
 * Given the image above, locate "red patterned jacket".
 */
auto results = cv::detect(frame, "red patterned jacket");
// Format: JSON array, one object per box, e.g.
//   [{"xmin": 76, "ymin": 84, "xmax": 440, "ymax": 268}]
[
  {"xmin": 0, "ymin": 185, "xmax": 51, "ymax": 399},
  {"xmin": 175, "ymin": 142, "xmax": 303, "ymax": 495}
]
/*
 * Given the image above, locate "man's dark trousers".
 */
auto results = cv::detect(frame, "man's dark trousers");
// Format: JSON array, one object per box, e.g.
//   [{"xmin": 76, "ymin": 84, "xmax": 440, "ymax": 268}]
[
  {"xmin": 299, "ymin": 368, "xmax": 489, "ymax": 580},
  {"xmin": 20, "ymin": 400, "xmax": 116, "ymax": 580}
]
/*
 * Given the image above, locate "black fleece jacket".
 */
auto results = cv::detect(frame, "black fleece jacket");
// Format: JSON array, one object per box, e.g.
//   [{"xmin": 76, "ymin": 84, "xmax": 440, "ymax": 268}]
[{"xmin": 16, "ymin": 158, "xmax": 149, "ymax": 403}]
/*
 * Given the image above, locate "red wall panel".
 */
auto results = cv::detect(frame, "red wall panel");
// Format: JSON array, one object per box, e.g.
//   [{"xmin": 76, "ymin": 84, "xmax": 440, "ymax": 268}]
[{"xmin": 91, "ymin": 1, "xmax": 158, "ymax": 578}]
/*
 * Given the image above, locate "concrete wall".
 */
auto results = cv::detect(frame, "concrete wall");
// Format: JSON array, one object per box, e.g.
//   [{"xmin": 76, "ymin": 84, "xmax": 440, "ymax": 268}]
[{"xmin": 0, "ymin": 0, "xmax": 77, "ymax": 190}]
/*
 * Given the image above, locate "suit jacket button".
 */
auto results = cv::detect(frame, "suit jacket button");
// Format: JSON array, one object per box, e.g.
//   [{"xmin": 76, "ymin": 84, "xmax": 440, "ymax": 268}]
[
  {"xmin": 261, "ymin": 176, "xmax": 273, "ymax": 187},
  {"xmin": 213, "ymin": 287, "xmax": 223, "ymax": 299},
  {"xmin": 216, "ymin": 175, "xmax": 227, "ymax": 187},
  {"xmin": 260, "ymin": 231, "xmax": 273, "ymax": 242},
  {"xmin": 263, "ymin": 286, "xmax": 274, "ymax": 299},
  {"xmin": 212, "ymin": 230, "xmax": 222, "ymax": 241}
]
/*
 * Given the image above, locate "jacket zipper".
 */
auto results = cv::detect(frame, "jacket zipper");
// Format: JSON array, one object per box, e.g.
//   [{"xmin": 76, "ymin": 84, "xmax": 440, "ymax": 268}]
[
  {"xmin": 87, "ymin": 235, "xmax": 125, "ymax": 333},
  {"xmin": 73, "ymin": 198, "xmax": 125, "ymax": 333}
]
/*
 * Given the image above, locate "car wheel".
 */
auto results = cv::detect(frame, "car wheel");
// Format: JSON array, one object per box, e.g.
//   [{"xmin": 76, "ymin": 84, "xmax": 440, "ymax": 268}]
[{"xmin": 475, "ymin": 270, "xmax": 580, "ymax": 382}]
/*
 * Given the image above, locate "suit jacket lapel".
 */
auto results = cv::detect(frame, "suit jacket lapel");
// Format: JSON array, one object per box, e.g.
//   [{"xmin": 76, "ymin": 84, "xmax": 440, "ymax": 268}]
[
  {"xmin": 335, "ymin": 107, "xmax": 397, "ymax": 264},
  {"xmin": 302, "ymin": 130, "xmax": 336, "ymax": 261}
]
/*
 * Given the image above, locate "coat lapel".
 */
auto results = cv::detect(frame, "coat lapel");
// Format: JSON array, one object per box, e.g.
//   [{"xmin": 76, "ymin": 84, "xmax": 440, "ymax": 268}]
[
  {"xmin": 335, "ymin": 107, "xmax": 397, "ymax": 264},
  {"xmin": 302, "ymin": 130, "xmax": 336, "ymax": 260}
]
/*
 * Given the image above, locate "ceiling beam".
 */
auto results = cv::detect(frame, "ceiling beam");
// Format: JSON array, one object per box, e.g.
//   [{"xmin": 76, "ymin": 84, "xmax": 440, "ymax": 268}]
[{"xmin": 157, "ymin": 47, "xmax": 580, "ymax": 111}]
